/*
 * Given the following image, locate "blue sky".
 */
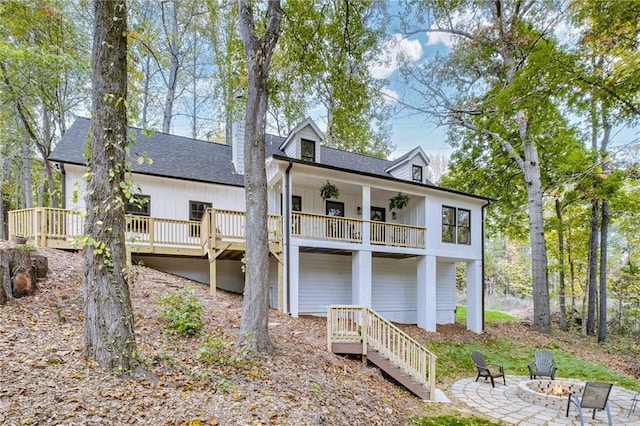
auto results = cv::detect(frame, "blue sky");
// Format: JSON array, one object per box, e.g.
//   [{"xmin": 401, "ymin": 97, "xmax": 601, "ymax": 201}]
[{"xmin": 368, "ymin": 25, "xmax": 453, "ymax": 160}]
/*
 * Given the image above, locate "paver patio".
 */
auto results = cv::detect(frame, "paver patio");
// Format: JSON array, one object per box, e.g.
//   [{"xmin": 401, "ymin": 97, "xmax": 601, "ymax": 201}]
[{"xmin": 451, "ymin": 375, "xmax": 640, "ymax": 425}]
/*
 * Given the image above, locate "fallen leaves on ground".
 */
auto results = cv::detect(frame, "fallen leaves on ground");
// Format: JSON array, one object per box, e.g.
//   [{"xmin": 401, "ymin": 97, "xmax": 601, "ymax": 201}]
[{"xmin": 0, "ymin": 247, "xmax": 426, "ymax": 425}]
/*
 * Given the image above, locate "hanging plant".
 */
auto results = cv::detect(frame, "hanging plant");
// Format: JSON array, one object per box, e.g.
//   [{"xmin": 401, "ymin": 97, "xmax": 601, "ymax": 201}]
[
  {"xmin": 389, "ymin": 192, "xmax": 410, "ymax": 211},
  {"xmin": 320, "ymin": 181, "xmax": 340, "ymax": 201}
]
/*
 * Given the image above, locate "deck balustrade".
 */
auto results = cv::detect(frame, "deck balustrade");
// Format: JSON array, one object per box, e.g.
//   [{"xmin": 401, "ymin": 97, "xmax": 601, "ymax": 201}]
[
  {"xmin": 9, "ymin": 208, "xmax": 425, "ymax": 252},
  {"xmin": 327, "ymin": 305, "xmax": 437, "ymax": 400},
  {"xmin": 293, "ymin": 211, "xmax": 425, "ymax": 248}
]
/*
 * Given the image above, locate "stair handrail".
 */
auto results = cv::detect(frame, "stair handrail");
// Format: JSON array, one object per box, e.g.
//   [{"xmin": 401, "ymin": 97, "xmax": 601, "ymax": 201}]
[{"xmin": 327, "ymin": 305, "xmax": 437, "ymax": 400}]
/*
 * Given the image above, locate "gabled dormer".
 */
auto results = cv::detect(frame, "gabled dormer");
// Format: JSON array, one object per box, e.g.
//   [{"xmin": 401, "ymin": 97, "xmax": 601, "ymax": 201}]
[
  {"xmin": 385, "ymin": 146, "xmax": 431, "ymax": 184},
  {"xmin": 279, "ymin": 117, "xmax": 324, "ymax": 163}
]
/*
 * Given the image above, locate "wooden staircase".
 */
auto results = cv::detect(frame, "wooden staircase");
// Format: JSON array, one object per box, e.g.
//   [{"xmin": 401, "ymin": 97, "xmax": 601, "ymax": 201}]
[{"xmin": 327, "ymin": 306, "xmax": 437, "ymax": 401}]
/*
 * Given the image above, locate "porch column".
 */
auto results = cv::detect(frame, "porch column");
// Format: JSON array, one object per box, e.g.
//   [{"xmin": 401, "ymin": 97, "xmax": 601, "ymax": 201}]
[
  {"xmin": 466, "ymin": 259, "xmax": 483, "ymax": 333},
  {"xmin": 417, "ymin": 255, "xmax": 436, "ymax": 331},
  {"xmin": 351, "ymin": 250, "xmax": 372, "ymax": 307},
  {"xmin": 361, "ymin": 185, "xmax": 371, "ymax": 244},
  {"xmin": 289, "ymin": 245, "xmax": 300, "ymax": 317}
]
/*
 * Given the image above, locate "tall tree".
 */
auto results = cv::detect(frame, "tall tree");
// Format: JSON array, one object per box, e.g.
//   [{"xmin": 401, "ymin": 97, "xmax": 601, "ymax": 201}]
[
  {"xmin": 0, "ymin": 0, "xmax": 89, "ymax": 209},
  {"xmin": 237, "ymin": 0, "xmax": 282, "ymax": 352},
  {"xmin": 83, "ymin": 0, "xmax": 139, "ymax": 372},
  {"xmin": 279, "ymin": 0, "xmax": 392, "ymax": 157},
  {"xmin": 400, "ymin": 0, "xmax": 579, "ymax": 332}
]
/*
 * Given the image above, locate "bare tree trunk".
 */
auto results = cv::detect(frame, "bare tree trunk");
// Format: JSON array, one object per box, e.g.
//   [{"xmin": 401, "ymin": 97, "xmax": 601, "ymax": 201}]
[
  {"xmin": 237, "ymin": 0, "xmax": 281, "ymax": 353},
  {"xmin": 522, "ymin": 140, "xmax": 551, "ymax": 333},
  {"xmin": 84, "ymin": 0, "xmax": 138, "ymax": 373},
  {"xmin": 162, "ymin": 0, "xmax": 180, "ymax": 133},
  {"xmin": 585, "ymin": 200, "xmax": 599, "ymax": 335},
  {"xmin": 555, "ymin": 199, "xmax": 567, "ymax": 331},
  {"xmin": 0, "ymin": 153, "xmax": 10, "ymax": 239},
  {"xmin": 597, "ymin": 199, "xmax": 609, "ymax": 342},
  {"xmin": 21, "ymin": 137, "xmax": 32, "ymax": 209},
  {"xmin": 597, "ymin": 116, "xmax": 611, "ymax": 343}
]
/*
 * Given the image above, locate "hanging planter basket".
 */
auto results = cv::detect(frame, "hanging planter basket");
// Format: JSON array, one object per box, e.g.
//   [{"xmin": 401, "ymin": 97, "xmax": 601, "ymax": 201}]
[
  {"xmin": 389, "ymin": 192, "xmax": 410, "ymax": 211},
  {"xmin": 320, "ymin": 181, "xmax": 340, "ymax": 201}
]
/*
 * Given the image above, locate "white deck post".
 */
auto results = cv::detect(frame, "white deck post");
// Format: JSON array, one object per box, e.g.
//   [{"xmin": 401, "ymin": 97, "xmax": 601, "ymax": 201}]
[
  {"xmin": 361, "ymin": 185, "xmax": 371, "ymax": 244},
  {"xmin": 289, "ymin": 245, "xmax": 299, "ymax": 317},
  {"xmin": 351, "ymin": 250, "xmax": 372, "ymax": 307},
  {"xmin": 417, "ymin": 255, "xmax": 436, "ymax": 331},
  {"xmin": 466, "ymin": 259, "xmax": 483, "ymax": 333}
]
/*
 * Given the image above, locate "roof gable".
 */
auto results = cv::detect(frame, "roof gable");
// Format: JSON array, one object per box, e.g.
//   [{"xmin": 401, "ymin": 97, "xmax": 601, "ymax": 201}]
[
  {"xmin": 278, "ymin": 117, "xmax": 324, "ymax": 151},
  {"xmin": 384, "ymin": 146, "xmax": 430, "ymax": 173}
]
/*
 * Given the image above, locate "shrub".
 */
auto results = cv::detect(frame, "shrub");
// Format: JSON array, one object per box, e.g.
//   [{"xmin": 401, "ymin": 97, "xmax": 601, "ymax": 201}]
[
  {"xmin": 197, "ymin": 331, "xmax": 254, "ymax": 368},
  {"xmin": 158, "ymin": 287, "xmax": 204, "ymax": 336}
]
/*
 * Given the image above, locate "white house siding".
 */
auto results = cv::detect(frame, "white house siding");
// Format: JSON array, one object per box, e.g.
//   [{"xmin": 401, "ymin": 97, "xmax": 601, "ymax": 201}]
[
  {"xmin": 132, "ymin": 255, "xmax": 245, "ymax": 293},
  {"xmin": 436, "ymin": 261, "xmax": 457, "ymax": 323},
  {"xmin": 63, "ymin": 165, "xmax": 246, "ymax": 218},
  {"xmin": 298, "ymin": 253, "xmax": 351, "ymax": 315},
  {"xmin": 371, "ymin": 257, "xmax": 417, "ymax": 323}
]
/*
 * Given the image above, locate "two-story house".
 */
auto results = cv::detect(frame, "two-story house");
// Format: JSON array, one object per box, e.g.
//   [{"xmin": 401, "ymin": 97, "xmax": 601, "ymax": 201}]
[{"xmin": 25, "ymin": 117, "xmax": 490, "ymax": 335}]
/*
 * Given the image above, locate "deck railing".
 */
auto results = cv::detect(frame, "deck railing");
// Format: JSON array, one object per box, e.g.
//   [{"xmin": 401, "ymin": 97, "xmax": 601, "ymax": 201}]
[
  {"xmin": 8, "ymin": 207, "xmax": 282, "ymax": 252},
  {"xmin": 292, "ymin": 211, "xmax": 425, "ymax": 248},
  {"xmin": 125, "ymin": 216, "xmax": 201, "ymax": 248},
  {"xmin": 293, "ymin": 212, "xmax": 363, "ymax": 243},
  {"xmin": 198, "ymin": 208, "xmax": 283, "ymax": 247},
  {"xmin": 327, "ymin": 305, "xmax": 436, "ymax": 400},
  {"xmin": 370, "ymin": 221, "xmax": 425, "ymax": 248}
]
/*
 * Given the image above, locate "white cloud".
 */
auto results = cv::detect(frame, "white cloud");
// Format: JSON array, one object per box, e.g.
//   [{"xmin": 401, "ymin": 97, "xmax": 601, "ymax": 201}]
[
  {"xmin": 425, "ymin": 30, "xmax": 454, "ymax": 48},
  {"xmin": 381, "ymin": 87, "xmax": 399, "ymax": 105},
  {"xmin": 369, "ymin": 34, "xmax": 422, "ymax": 80}
]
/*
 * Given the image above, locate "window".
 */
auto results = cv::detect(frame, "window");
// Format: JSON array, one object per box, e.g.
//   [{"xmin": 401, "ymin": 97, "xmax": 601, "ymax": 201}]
[
  {"xmin": 125, "ymin": 194, "xmax": 150, "ymax": 233},
  {"xmin": 326, "ymin": 200, "xmax": 344, "ymax": 217},
  {"xmin": 370, "ymin": 206, "xmax": 385, "ymax": 222},
  {"xmin": 189, "ymin": 201, "xmax": 212, "ymax": 237},
  {"xmin": 301, "ymin": 139, "xmax": 315, "ymax": 162},
  {"xmin": 291, "ymin": 195, "xmax": 302, "ymax": 212},
  {"xmin": 442, "ymin": 206, "xmax": 471, "ymax": 245},
  {"xmin": 125, "ymin": 194, "xmax": 150, "ymax": 216},
  {"xmin": 291, "ymin": 196, "xmax": 302, "ymax": 234},
  {"xmin": 442, "ymin": 206, "xmax": 455, "ymax": 243},
  {"xmin": 325, "ymin": 200, "xmax": 344, "ymax": 239},
  {"xmin": 457, "ymin": 209, "xmax": 471, "ymax": 245},
  {"xmin": 189, "ymin": 201, "xmax": 212, "ymax": 221},
  {"xmin": 412, "ymin": 165, "xmax": 423, "ymax": 183}
]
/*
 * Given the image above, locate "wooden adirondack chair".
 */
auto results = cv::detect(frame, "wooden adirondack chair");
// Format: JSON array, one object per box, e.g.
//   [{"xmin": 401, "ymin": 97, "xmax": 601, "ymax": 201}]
[
  {"xmin": 528, "ymin": 350, "xmax": 558, "ymax": 380},
  {"xmin": 566, "ymin": 381, "xmax": 613, "ymax": 426},
  {"xmin": 471, "ymin": 351, "xmax": 505, "ymax": 387}
]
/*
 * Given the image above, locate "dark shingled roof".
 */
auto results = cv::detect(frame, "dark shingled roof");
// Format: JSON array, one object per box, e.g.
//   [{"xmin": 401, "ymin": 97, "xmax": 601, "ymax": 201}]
[
  {"xmin": 50, "ymin": 117, "xmax": 288, "ymax": 187},
  {"xmin": 50, "ymin": 117, "xmax": 434, "ymax": 188}
]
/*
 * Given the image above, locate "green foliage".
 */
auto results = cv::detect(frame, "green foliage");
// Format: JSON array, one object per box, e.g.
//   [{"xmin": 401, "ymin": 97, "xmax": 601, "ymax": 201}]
[
  {"xmin": 455, "ymin": 306, "xmax": 518, "ymax": 324},
  {"xmin": 411, "ymin": 416, "xmax": 501, "ymax": 426},
  {"xmin": 197, "ymin": 330, "xmax": 254, "ymax": 368},
  {"xmin": 426, "ymin": 338, "xmax": 640, "ymax": 390},
  {"xmin": 319, "ymin": 181, "xmax": 340, "ymax": 201},
  {"xmin": 158, "ymin": 288, "xmax": 204, "ymax": 336},
  {"xmin": 388, "ymin": 192, "xmax": 410, "ymax": 211}
]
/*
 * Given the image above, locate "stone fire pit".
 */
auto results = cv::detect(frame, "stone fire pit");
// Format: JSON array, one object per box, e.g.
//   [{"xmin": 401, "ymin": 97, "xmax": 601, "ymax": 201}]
[{"xmin": 517, "ymin": 379, "xmax": 585, "ymax": 410}]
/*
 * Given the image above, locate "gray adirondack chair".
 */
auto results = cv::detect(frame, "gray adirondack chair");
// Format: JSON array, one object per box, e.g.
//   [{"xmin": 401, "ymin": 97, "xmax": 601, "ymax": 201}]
[
  {"xmin": 471, "ymin": 351, "xmax": 505, "ymax": 387},
  {"xmin": 528, "ymin": 350, "xmax": 557, "ymax": 380},
  {"xmin": 566, "ymin": 381, "xmax": 613, "ymax": 425}
]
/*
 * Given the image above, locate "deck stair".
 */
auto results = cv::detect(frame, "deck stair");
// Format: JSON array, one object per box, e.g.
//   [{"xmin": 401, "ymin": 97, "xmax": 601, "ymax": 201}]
[{"xmin": 327, "ymin": 305, "xmax": 437, "ymax": 401}]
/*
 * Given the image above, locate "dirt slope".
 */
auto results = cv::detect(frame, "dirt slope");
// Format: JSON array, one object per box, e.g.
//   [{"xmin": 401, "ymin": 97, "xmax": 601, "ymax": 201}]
[{"xmin": 0, "ymin": 247, "xmax": 429, "ymax": 425}]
